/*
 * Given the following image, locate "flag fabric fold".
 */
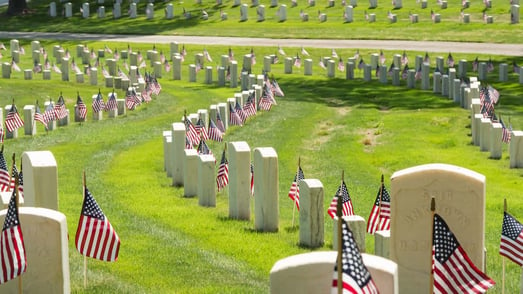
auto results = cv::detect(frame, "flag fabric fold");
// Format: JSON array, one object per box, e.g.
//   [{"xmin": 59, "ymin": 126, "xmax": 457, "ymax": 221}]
[
  {"xmin": 500, "ymin": 211, "xmax": 523, "ymax": 266},
  {"xmin": 5, "ymin": 104, "xmax": 24, "ymax": 133},
  {"xmin": 331, "ymin": 218, "xmax": 379, "ymax": 294},
  {"xmin": 327, "ymin": 181, "xmax": 354, "ymax": 219},
  {"xmin": 75, "ymin": 186, "xmax": 120, "ymax": 262},
  {"xmin": 0, "ymin": 188, "xmax": 27, "ymax": 284},
  {"xmin": 432, "ymin": 213, "xmax": 495, "ymax": 293},
  {"xmin": 216, "ymin": 150, "xmax": 229, "ymax": 191},
  {"xmin": 366, "ymin": 183, "xmax": 391, "ymax": 234},
  {"xmin": 288, "ymin": 167, "xmax": 304, "ymax": 211}
]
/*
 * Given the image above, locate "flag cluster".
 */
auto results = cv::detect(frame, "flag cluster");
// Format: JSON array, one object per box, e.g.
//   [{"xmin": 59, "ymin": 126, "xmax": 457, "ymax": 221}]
[{"xmin": 366, "ymin": 183, "xmax": 391, "ymax": 234}]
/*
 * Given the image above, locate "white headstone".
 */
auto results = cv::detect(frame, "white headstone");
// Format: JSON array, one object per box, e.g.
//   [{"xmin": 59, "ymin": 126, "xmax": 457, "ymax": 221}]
[
  {"xmin": 0, "ymin": 207, "xmax": 70, "ymax": 293},
  {"xmin": 228, "ymin": 142, "xmax": 251, "ymax": 220},
  {"xmin": 253, "ymin": 147, "xmax": 279, "ymax": 232},
  {"xmin": 22, "ymin": 151, "xmax": 59, "ymax": 210},
  {"xmin": 183, "ymin": 149, "xmax": 199, "ymax": 197},
  {"xmin": 299, "ymin": 179, "xmax": 324, "ymax": 248},
  {"xmin": 171, "ymin": 122, "xmax": 185, "ymax": 186},
  {"xmin": 198, "ymin": 154, "xmax": 216, "ymax": 207}
]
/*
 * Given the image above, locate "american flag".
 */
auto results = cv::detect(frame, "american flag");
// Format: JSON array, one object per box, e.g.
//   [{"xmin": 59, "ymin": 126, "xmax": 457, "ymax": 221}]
[
  {"xmin": 0, "ymin": 189, "xmax": 27, "ymax": 284},
  {"xmin": 11, "ymin": 59, "xmax": 20, "ymax": 72},
  {"xmin": 301, "ymin": 46, "xmax": 310, "ymax": 56},
  {"xmin": 424, "ymin": 52, "xmax": 430, "ymax": 64},
  {"xmin": 118, "ymin": 67, "xmax": 128, "ymax": 79},
  {"xmin": 33, "ymin": 61, "xmax": 42, "ymax": 73},
  {"xmin": 487, "ymin": 58, "xmax": 495, "ymax": 73},
  {"xmin": 208, "ymin": 119, "xmax": 223, "ymax": 142},
  {"xmin": 76, "ymin": 95, "xmax": 87, "ymax": 120},
  {"xmin": 216, "ymin": 150, "xmax": 229, "ymax": 191},
  {"xmin": 92, "ymin": 91, "xmax": 105, "ymax": 113},
  {"xmin": 401, "ymin": 51, "xmax": 409, "ymax": 65},
  {"xmin": 271, "ymin": 79, "xmax": 284, "ymax": 97},
  {"xmin": 319, "ymin": 57, "xmax": 327, "ymax": 69},
  {"xmin": 338, "ymin": 58, "xmax": 345, "ymax": 72},
  {"xmin": 185, "ymin": 116, "xmax": 200, "ymax": 147},
  {"xmin": 415, "ymin": 65, "xmax": 422, "ymax": 80},
  {"xmin": 488, "ymin": 85, "xmax": 500, "ymax": 104},
  {"xmin": 358, "ymin": 59, "xmax": 365, "ymax": 70},
  {"xmin": 278, "ymin": 45, "xmax": 286, "ymax": 56},
  {"xmin": 228, "ymin": 47, "xmax": 234, "ymax": 61},
  {"xmin": 332, "ymin": 218, "xmax": 378, "ymax": 293},
  {"xmin": 54, "ymin": 94, "xmax": 68, "ymax": 120},
  {"xmin": 185, "ymin": 136, "xmax": 192, "ymax": 150},
  {"xmin": 34, "ymin": 103, "xmax": 48, "ymax": 129},
  {"xmin": 203, "ymin": 48, "xmax": 212, "ymax": 62},
  {"xmin": 152, "ymin": 77, "xmax": 162, "ymax": 95},
  {"xmin": 235, "ymin": 102, "xmax": 247, "ymax": 123},
  {"xmin": 216, "ymin": 111, "xmax": 225, "ymax": 133},
  {"xmin": 43, "ymin": 102, "xmax": 56, "ymax": 123},
  {"xmin": 288, "ymin": 166, "xmax": 304, "ymax": 211},
  {"xmin": 294, "ymin": 55, "xmax": 301, "ymax": 68},
  {"xmin": 250, "ymin": 162, "xmax": 254, "ymax": 196},
  {"xmin": 366, "ymin": 183, "xmax": 391, "ymax": 234},
  {"xmin": 259, "ymin": 97, "xmax": 273, "ymax": 111},
  {"xmin": 447, "ymin": 53, "xmax": 455, "ymax": 68},
  {"xmin": 125, "ymin": 90, "xmax": 138, "ymax": 110},
  {"xmin": 105, "ymin": 92, "xmax": 118, "ymax": 111},
  {"xmin": 327, "ymin": 181, "xmax": 354, "ymax": 219},
  {"xmin": 75, "ymin": 186, "xmax": 120, "ymax": 262},
  {"xmin": 195, "ymin": 118, "xmax": 209, "ymax": 141},
  {"xmin": 197, "ymin": 140, "xmax": 212, "ymax": 155},
  {"xmin": 5, "ymin": 104, "xmax": 24, "ymax": 133},
  {"xmin": 229, "ymin": 103, "xmax": 243, "ymax": 126},
  {"xmin": 432, "ymin": 213, "xmax": 495, "ymax": 293},
  {"xmin": 379, "ymin": 50, "xmax": 386, "ymax": 65},
  {"xmin": 164, "ymin": 60, "xmax": 171, "ymax": 72},
  {"xmin": 500, "ymin": 118, "xmax": 512, "ymax": 143},
  {"xmin": 0, "ymin": 151, "xmax": 11, "ymax": 192},
  {"xmin": 243, "ymin": 93, "xmax": 257, "ymax": 117},
  {"xmin": 500, "ymin": 211, "xmax": 523, "ymax": 266},
  {"xmin": 479, "ymin": 87, "xmax": 494, "ymax": 118}
]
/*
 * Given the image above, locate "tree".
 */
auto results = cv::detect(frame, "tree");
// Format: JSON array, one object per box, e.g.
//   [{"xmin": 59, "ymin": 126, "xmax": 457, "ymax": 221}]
[{"xmin": 7, "ymin": 0, "xmax": 29, "ymax": 16}]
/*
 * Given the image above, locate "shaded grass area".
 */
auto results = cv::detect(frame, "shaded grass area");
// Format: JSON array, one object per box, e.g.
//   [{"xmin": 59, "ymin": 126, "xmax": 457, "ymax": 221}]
[
  {"xmin": 1, "ymin": 0, "xmax": 523, "ymax": 42},
  {"xmin": 0, "ymin": 41, "xmax": 522, "ymax": 292}
]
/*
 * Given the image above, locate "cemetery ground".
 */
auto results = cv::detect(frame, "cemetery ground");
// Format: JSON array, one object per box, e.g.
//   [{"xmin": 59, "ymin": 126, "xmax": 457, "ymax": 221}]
[{"xmin": 0, "ymin": 38, "xmax": 523, "ymax": 292}]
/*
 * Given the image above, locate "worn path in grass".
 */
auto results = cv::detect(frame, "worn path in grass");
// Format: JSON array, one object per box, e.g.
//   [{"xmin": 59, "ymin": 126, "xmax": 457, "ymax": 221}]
[{"xmin": 0, "ymin": 31, "xmax": 522, "ymax": 56}]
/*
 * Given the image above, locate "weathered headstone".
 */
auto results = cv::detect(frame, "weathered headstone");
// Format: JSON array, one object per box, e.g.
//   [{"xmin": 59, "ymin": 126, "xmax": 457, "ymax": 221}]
[
  {"xmin": 299, "ymin": 179, "xmax": 324, "ymax": 248},
  {"xmin": 270, "ymin": 252, "xmax": 399, "ymax": 294},
  {"xmin": 499, "ymin": 63, "xmax": 508, "ymax": 82},
  {"xmin": 228, "ymin": 141, "xmax": 251, "ymax": 220},
  {"xmin": 82, "ymin": 2, "xmax": 90, "ymax": 18},
  {"xmin": 217, "ymin": 102, "xmax": 228, "ymax": 131},
  {"xmin": 363, "ymin": 64, "xmax": 372, "ymax": 82},
  {"xmin": 510, "ymin": 131, "xmax": 523, "ymax": 168},
  {"xmin": 22, "ymin": 151, "xmax": 59, "ymax": 210},
  {"xmin": 512, "ymin": 5, "xmax": 520, "ymax": 23},
  {"xmin": 254, "ymin": 147, "xmax": 278, "ymax": 232},
  {"xmin": 0, "ymin": 207, "xmax": 70, "ymax": 294},
  {"xmin": 375, "ymin": 230, "xmax": 390, "ymax": 258},
  {"xmin": 24, "ymin": 105, "xmax": 36, "ymax": 136},
  {"xmin": 490, "ymin": 122, "xmax": 502, "ymax": 159},
  {"xmin": 333, "ymin": 215, "xmax": 365, "ymax": 251},
  {"xmin": 480, "ymin": 118, "xmax": 491, "ymax": 152},
  {"xmin": 407, "ymin": 69, "xmax": 415, "ymax": 88},
  {"xmin": 240, "ymin": 3, "xmax": 248, "ymax": 21},
  {"xmin": 230, "ymin": 61, "xmax": 238, "ymax": 88},
  {"xmin": 163, "ymin": 133, "xmax": 172, "ymax": 176},
  {"xmin": 50, "ymin": 2, "xmax": 57, "ymax": 16},
  {"xmin": 183, "ymin": 149, "xmax": 199, "ymax": 197},
  {"xmin": 478, "ymin": 62, "xmax": 487, "ymax": 81},
  {"xmin": 198, "ymin": 154, "xmax": 216, "ymax": 207},
  {"xmin": 129, "ymin": 3, "xmax": 137, "ymax": 18},
  {"xmin": 284, "ymin": 57, "xmax": 293, "ymax": 74},
  {"xmin": 390, "ymin": 163, "xmax": 486, "ymax": 294},
  {"xmin": 433, "ymin": 71, "xmax": 441, "ymax": 93},
  {"xmin": 113, "ymin": 3, "xmax": 121, "ymax": 18},
  {"xmin": 64, "ymin": 2, "xmax": 73, "ymax": 18}
]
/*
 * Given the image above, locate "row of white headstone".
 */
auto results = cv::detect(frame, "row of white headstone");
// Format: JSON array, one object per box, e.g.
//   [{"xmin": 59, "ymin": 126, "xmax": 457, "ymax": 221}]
[{"xmin": 47, "ymin": 0, "xmax": 520, "ymax": 24}]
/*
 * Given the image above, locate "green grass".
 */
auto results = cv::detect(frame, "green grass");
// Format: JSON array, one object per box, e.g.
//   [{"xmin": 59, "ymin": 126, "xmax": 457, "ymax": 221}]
[
  {"xmin": 1, "ymin": 39, "xmax": 523, "ymax": 292},
  {"xmin": 2, "ymin": 0, "xmax": 523, "ymax": 43}
]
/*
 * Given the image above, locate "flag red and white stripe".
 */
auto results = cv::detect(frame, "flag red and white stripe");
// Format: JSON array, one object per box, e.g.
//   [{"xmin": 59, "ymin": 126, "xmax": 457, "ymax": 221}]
[
  {"xmin": 500, "ymin": 211, "xmax": 523, "ymax": 266},
  {"xmin": 0, "ymin": 189, "xmax": 27, "ymax": 284},
  {"xmin": 5, "ymin": 105, "xmax": 24, "ymax": 133},
  {"xmin": 366, "ymin": 183, "xmax": 391, "ymax": 234},
  {"xmin": 432, "ymin": 213, "xmax": 495, "ymax": 293},
  {"xmin": 75, "ymin": 186, "xmax": 120, "ymax": 262},
  {"xmin": 216, "ymin": 150, "xmax": 229, "ymax": 191},
  {"xmin": 288, "ymin": 167, "xmax": 304, "ymax": 211},
  {"xmin": 327, "ymin": 181, "xmax": 354, "ymax": 219}
]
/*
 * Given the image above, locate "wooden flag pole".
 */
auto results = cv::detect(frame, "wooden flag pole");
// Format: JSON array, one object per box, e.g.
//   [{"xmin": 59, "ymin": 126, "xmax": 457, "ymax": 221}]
[
  {"xmin": 83, "ymin": 171, "xmax": 88, "ymax": 289},
  {"xmin": 502, "ymin": 198, "xmax": 507, "ymax": 294},
  {"xmin": 429, "ymin": 196, "xmax": 436, "ymax": 294},
  {"xmin": 337, "ymin": 170, "xmax": 344, "ymax": 294},
  {"xmin": 291, "ymin": 157, "xmax": 300, "ymax": 228}
]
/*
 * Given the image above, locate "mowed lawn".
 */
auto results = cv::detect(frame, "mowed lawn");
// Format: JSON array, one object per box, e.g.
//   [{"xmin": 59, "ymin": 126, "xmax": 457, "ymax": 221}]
[{"xmin": 0, "ymin": 4, "xmax": 523, "ymax": 292}]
